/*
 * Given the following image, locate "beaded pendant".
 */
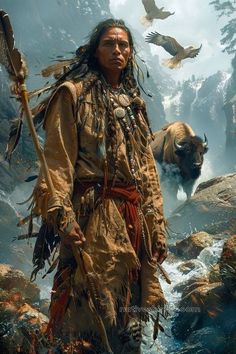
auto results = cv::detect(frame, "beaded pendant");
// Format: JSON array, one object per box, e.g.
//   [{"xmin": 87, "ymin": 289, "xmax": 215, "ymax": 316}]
[
  {"xmin": 118, "ymin": 93, "xmax": 130, "ymax": 107},
  {"xmin": 114, "ymin": 106, "xmax": 126, "ymax": 119}
]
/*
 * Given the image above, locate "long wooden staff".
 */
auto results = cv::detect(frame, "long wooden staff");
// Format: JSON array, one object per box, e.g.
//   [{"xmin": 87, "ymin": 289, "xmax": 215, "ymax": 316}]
[{"xmin": 0, "ymin": 10, "xmax": 113, "ymax": 353}]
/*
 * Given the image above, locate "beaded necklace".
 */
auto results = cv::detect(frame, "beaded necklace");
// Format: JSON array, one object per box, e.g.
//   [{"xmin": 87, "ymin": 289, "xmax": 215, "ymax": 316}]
[
  {"xmin": 107, "ymin": 87, "xmax": 139, "ymax": 185},
  {"xmin": 110, "ymin": 91, "xmax": 138, "ymax": 133},
  {"xmin": 99, "ymin": 76, "xmax": 147, "ymax": 188}
]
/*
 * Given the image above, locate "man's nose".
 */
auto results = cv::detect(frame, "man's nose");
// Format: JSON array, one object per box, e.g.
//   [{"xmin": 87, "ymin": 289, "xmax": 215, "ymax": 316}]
[{"xmin": 113, "ymin": 43, "xmax": 121, "ymax": 54}]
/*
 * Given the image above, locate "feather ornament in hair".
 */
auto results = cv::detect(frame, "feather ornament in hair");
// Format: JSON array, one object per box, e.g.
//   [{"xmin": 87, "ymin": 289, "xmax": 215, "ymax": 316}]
[
  {"xmin": 40, "ymin": 44, "xmax": 88, "ymax": 80},
  {"xmin": 0, "ymin": 10, "xmax": 27, "ymax": 81},
  {"xmin": 41, "ymin": 59, "xmax": 74, "ymax": 79}
]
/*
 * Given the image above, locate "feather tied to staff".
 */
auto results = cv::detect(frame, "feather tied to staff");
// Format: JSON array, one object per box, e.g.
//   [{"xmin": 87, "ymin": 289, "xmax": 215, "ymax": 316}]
[{"xmin": 0, "ymin": 10, "xmax": 27, "ymax": 82}]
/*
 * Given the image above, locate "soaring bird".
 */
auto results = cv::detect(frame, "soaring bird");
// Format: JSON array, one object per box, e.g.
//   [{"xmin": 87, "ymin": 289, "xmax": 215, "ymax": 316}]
[
  {"xmin": 140, "ymin": 0, "xmax": 175, "ymax": 26},
  {"xmin": 145, "ymin": 31, "xmax": 202, "ymax": 69}
]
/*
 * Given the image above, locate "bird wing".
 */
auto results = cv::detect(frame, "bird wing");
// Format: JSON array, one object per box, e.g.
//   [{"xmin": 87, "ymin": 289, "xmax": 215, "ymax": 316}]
[
  {"xmin": 145, "ymin": 31, "xmax": 183, "ymax": 56},
  {"xmin": 160, "ymin": 10, "xmax": 175, "ymax": 17},
  {"xmin": 142, "ymin": 0, "xmax": 159, "ymax": 15},
  {"xmin": 187, "ymin": 44, "xmax": 202, "ymax": 58}
]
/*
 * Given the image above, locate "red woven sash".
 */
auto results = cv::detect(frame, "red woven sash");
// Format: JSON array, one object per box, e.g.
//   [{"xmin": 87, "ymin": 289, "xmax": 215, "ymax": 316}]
[{"xmin": 105, "ymin": 185, "xmax": 142, "ymax": 255}]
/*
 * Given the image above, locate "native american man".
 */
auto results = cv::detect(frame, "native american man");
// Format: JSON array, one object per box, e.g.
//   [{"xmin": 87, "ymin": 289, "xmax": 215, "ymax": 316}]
[{"xmin": 31, "ymin": 18, "xmax": 167, "ymax": 354}]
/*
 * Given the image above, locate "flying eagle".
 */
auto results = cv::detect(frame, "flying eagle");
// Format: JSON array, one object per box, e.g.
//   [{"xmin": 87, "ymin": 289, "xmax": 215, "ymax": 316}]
[
  {"xmin": 145, "ymin": 31, "xmax": 202, "ymax": 69},
  {"xmin": 140, "ymin": 0, "xmax": 175, "ymax": 26}
]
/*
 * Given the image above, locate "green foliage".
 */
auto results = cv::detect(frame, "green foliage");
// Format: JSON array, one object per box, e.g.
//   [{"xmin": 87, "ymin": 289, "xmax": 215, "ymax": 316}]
[
  {"xmin": 221, "ymin": 18, "xmax": 236, "ymax": 53},
  {"xmin": 210, "ymin": 0, "xmax": 236, "ymax": 17},
  {"xmin": 209, "ymin": 0, "xmax": 236, "ymax": 54}
]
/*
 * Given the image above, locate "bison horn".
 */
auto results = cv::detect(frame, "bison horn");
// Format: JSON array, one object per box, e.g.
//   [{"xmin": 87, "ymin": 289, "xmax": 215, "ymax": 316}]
[
  {"xmin": 202, "ymin": 134, "xmax": 208, "ymax": 148},
  {"xmin": 174, "ymin": 138, "xmax": 185, "ymax": 151}
]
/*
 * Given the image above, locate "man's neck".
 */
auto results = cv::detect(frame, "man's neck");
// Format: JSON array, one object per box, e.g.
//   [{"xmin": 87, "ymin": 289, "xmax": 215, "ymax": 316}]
[{"xmin": 101, "ymin": 71, "xmax": 121, "ymax": 89}]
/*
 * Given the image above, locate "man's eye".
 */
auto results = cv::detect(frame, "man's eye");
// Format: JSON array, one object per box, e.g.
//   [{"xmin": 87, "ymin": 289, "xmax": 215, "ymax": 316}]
[
  {"xmin": 102, "ymin": 41, "xmax": 129, "ymax": 48},
  {"xmin": 120, "ymin": 42, "xmax": 129, "ymax": 48},
  {"xmin": 103, "ymin": 41, "xmax": 114, "ymax": 46}
]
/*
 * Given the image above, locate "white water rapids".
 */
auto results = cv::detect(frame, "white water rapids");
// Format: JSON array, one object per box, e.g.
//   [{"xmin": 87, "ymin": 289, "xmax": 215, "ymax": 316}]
[{"xmin": 141, "ymin": 239, "xmax": 224, "ymax": 353}]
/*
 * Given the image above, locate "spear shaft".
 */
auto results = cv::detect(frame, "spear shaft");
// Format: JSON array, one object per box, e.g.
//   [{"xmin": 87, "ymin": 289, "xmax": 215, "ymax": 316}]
[{"xmin": 19, "ymin": 82, "xmax": 58, "ymax": 202}]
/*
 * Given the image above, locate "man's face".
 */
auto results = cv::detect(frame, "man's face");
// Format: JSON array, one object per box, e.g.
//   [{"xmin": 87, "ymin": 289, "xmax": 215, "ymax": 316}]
[{"xmin": 95, "ymin": 27, "xmax": 132, "ymax": 74}]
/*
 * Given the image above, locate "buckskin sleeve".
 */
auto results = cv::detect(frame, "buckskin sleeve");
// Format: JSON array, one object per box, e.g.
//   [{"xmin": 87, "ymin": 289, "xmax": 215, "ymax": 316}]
[
  {"xmin": 141, "ymin": 145, "xmax": 167, "ymax": 259},
  {"xmin": 32, "ymin": 83, "xmax": 78, "ymax": 232}
]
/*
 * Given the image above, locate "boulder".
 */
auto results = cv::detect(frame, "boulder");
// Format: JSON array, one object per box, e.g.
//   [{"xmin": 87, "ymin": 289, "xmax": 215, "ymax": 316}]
[
  {"xmin": 167, "ymin": 173, "xmax": 236, "ymax": 239},
  {"xmin": 173, "ymin": 274, "xmax": 209, "ymax": 295},
  {"xmin": 0, "ymin": 264, "xmax": 40, "ymax": 303},
  {"xmin": 177, "ymin": 260, "xmax": 203, "ymax": 274},
  {"xmin": 0, "ymin": 264, "xmax": 48, "ymax": 354},
  {"xmin": 175, "ymin": 232, "xmax": 213, "ymax": 259},
  {"xmin": 0, "ymin": 302, "xmax": 48, "ymax": 354},
  {"xmin": 172, "ymin": 282, "xmax": 225, "ymax": 340}
]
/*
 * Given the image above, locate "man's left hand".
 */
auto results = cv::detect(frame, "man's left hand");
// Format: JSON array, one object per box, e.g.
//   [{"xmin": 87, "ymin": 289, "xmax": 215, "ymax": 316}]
[{"xmin": 152, "ymin": 239, "xmax": 168, "ymax": 264}]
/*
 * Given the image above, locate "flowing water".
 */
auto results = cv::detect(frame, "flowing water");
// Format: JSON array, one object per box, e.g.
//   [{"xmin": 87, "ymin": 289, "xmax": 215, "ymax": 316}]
[
  {"xmin": 142, "ymin": 240, "xmax": 225, "ymax": 353},
  {"xmin": 0, "ymin": 185, "xmax": 226, "ymax": 353}
]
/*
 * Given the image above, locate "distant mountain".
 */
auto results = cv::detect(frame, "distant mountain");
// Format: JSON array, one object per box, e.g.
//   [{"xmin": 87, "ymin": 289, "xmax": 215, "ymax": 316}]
[{"xmin": 164, "ymin": 71, "xmax": 230, "ymax": 149}]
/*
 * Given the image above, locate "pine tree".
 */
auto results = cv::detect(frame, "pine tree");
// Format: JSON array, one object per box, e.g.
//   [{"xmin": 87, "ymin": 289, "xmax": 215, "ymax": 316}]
[
  {"xmin": 209, "ymin": 0, "xmax": 236, "ymax": 54},
  {"xmin": 210, "ymin": 1, "xmax": 236, "ymax": 153}
]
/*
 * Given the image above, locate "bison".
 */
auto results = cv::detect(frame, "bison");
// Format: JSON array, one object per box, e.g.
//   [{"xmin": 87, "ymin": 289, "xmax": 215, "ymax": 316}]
[{"xmin": 151, "ymin": 121, "xmax": 208, "ymax": 199}]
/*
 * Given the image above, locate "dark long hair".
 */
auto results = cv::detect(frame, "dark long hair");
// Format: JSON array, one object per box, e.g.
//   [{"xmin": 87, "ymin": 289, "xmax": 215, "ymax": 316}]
[
  {"xmin": 59, "ymin": 18, "xmax": 152, "ymax": 135},
  {"xmin": 61, "ymin": 18, "xmax": 139, "ymax": 89},
  {"xmin": 85, "ymin": 18, "xmax": 135, "ymax": 71}
]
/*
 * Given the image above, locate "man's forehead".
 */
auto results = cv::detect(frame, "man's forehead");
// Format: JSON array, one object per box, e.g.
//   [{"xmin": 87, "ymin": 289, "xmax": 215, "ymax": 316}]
[{"xmin": 101, "ymin": 27, "xmax": 129, "ymax": 40}]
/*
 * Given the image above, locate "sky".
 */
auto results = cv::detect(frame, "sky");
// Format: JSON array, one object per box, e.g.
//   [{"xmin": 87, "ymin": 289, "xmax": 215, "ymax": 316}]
[{"xmin": 109, "ymin": 0, "xmax": 233, "ymax": 82}]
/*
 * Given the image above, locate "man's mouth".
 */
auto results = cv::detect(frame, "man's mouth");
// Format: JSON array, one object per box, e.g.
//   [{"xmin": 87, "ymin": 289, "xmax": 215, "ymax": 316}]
[{"xmin": 110, "ymin": 58, "xmax": 123, "ymax": 64}]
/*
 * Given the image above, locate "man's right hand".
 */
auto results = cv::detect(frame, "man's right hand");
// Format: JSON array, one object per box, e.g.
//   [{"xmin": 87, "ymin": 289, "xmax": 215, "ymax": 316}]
[{"xmin": 62, "ymin": 221, "xmax": 86, "ymax": 247}]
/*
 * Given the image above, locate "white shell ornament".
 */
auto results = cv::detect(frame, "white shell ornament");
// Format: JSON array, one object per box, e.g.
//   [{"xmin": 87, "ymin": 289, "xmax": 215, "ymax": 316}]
[
  {"xmin": 118, "ymin": 94, "xmax": 130, "ymax": 107},
  {"xmin": 114, "ymin": 107, "xmax": 126, "ymax": 118}
]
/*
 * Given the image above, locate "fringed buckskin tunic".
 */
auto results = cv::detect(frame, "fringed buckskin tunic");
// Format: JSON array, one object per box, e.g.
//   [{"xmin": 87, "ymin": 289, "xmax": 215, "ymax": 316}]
[{"xmin": 32, "ymin": 73, "xmax": 167, "ymax": 351}]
